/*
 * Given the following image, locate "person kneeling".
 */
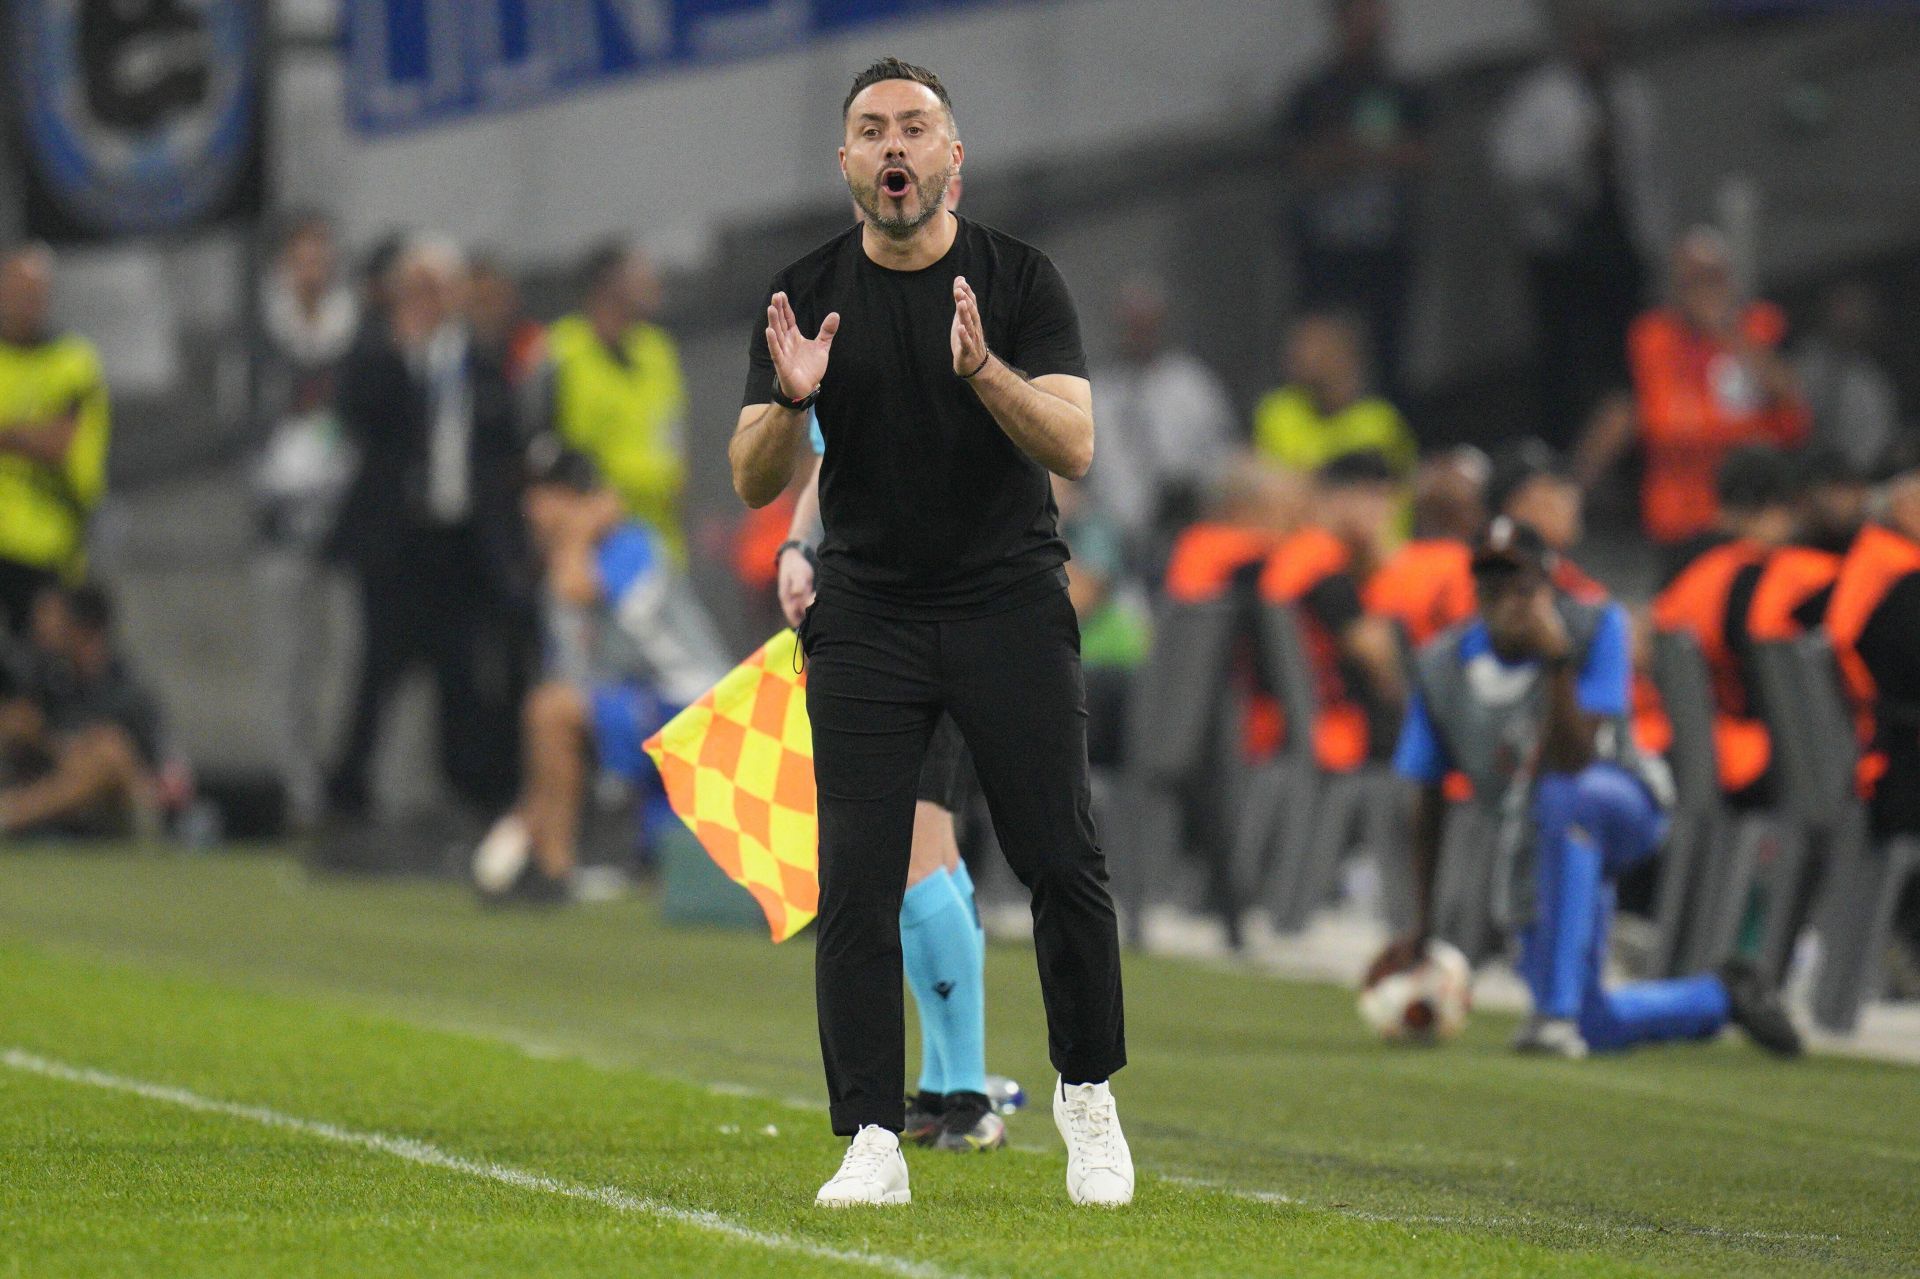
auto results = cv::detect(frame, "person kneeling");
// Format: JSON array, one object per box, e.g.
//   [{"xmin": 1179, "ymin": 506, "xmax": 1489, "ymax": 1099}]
[
  {"xmin": 473, "ymin": 443, "xmax": 727, "ymax": 902},
  {"xmin": 1370, "ymin": 519, "xmax": 1801, "ymax": 1058}
]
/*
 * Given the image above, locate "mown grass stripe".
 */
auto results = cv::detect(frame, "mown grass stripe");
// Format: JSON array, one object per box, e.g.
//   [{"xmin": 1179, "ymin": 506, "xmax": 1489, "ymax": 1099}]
[{"xmin": 1, "ymin": 1048, "xmax": 958, "ymax": 1279}]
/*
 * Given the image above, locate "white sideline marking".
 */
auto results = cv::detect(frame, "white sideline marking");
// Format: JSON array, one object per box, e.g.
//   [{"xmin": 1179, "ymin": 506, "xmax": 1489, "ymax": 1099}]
[
  {"xmin": 1161, "ymin": 1173, "xmax": 1841, "ymax": 1247},
  {"xmin": 2, "ymin": 1048, "xmax": 955, "ymax": 1279}
]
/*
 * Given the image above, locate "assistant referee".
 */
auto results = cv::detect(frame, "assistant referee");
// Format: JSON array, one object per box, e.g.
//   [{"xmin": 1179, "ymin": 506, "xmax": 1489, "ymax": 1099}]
[{"xmin": 729, "ymin": 58, "xmax": 1131, "ymax": 1209}]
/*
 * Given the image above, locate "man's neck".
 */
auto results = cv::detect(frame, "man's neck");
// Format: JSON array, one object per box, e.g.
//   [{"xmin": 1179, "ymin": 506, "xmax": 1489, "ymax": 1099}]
[
  {"xmin": 587, "ymin": 304, "xmax": 629, "ymax": 346},
  {"xmin": 861, "ymin": 209, "xmax": 959, "ymax": 272}
]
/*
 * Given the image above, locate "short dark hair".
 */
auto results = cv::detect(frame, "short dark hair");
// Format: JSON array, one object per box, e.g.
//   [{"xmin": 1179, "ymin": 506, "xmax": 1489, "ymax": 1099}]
[
  {"xmin": 842, "ymin": 57, "xmax": 954, "ymax": 129},
  {"xmin": 575, "ymin": 238, "xmax": 632, "ymax": 300}
]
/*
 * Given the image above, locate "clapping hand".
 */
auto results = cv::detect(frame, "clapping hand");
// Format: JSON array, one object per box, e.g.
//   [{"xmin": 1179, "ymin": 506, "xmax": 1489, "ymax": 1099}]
[
  {"xmin": 766, "ymin": 292, "xmax": 839, "ymax": 402},
  {"xmin": 951, "ymin": 275, "xmax": 991, "ymax": 379}
]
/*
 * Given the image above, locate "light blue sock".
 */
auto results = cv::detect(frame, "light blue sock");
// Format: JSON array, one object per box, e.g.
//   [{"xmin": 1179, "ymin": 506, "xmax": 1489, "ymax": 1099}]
[{"xmin": 900, "ymin": 866, "xmax": 987, "ymax": 1098}]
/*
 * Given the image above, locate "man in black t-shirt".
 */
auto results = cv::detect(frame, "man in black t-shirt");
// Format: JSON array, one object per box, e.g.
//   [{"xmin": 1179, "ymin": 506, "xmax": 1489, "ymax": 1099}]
[{"xmin": 729, "ymin": 57, "xmax": 1130, "ymax": 1209}]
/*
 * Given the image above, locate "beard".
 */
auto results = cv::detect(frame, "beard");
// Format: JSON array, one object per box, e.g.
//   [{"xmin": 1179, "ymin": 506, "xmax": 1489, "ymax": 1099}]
[{"xmin": 849, "ymin": 162, "xmax": 953, "ymax": 240}]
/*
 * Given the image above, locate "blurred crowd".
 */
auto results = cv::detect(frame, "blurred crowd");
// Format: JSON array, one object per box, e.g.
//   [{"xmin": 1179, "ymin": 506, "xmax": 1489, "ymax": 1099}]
[{"xmin": 0, "ymin": 0, "xmax": 1912, "ymax": 993}]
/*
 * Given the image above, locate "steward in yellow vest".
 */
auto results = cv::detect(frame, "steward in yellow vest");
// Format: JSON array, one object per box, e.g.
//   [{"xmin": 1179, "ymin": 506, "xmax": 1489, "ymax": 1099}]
[
  {"xmin": 0, "ymin": 245, "xmax": 109, "ymax": 631},
  {"xmin": 543, "ymin": 244, "xmax": 687, "ymax": 559}
]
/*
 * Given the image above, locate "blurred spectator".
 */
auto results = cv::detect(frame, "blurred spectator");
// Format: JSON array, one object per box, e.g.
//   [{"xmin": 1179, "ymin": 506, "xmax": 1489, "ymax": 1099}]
[
  {"xmin": 325, "ymin": 237, "xmax": 531, "ymax": 819},
  {"xmin": 468, "ymin": 255, "xmax": 547, "ymax": 392},
  {"xmin": 471, "ymin": 443, "xmax": 727, "ymax": 902},
  {"xmin": 1053, "ymin": 475, "xmax": 1149, "ymax": 769},
  {"xmin": 1365, "ymin": 446, "xmax": 1488, "ymax": 647},
  {"xmin": 1086, "ymin": 279, "xmax": 1237, "ymax": 562},
  {"xmin": 1746, "ymin": 448, "xmax": 1862, "ymax": 643},
  {"xmin": 355, "ymin": 231, "xmax": 408, "ymax": 336},
  {"xmin": 1488, "ymin": 438, "xmax": 1609, "ymax": 604},
  {"xmin": 1829, "ymin": 467, "xmax": 1920, "ymax": 846},
  {"xmin": 1253, "ymin": 312, "xmax": 1414, "ymax": 477},
  {"xmin": 1162, "ymin": 456, "xmax": 1306, "ymax": 604},
  {"xmin": 1375, "ymin": 518, "xmax": 1800, "ymax": 1059},
  {"xmin": 1795, "ymin": 280, "xmax": 1899, "ymax": 478},
  {"xmin": 1491, "ymin": 9, "xmax": 1669, "ymax": 447},
  {"xmin": 1275, "ymin": 0, "xmax": 1432, "ymax": 400},
  {"xmin": 1590, "ymin": 229, "xmax": 1809, "ymax": 559},
  {"xmin": 535, "ymin": 242, "xmax": 689, "ymax": 559},
  {"xmin": 1797, "ymin": 446, "xmax": 1872, "ymax": 557},
  {"xmin": 0, "ymin": 584, "xmax": 163, "ymax": 838},
  {"xmin": 0, "ymin": 244, "xmax": 110, "ymax": 636},
  {"xmin": 1258, "ymin": 451, "xmax": 1407, "ymax": 774},
  {"xmin": 1651, "ymin": 446, "xmax": 1798, "ymax": 803},
  {"xmin": 251, "ymin": 213, "xmax": 360, "ymax": 829}
]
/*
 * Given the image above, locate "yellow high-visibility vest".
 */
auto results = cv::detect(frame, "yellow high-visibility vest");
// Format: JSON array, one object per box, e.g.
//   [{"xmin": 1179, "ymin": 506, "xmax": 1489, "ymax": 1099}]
[
  {"xmin": 0, "ymin": 334, "xmax": 110, "ymax": 577},
  {"xmin": 1251, "ymin": 385, "xmax": 1415, "ymax": 476},
  {"xmin": 547, "ymin": 315, "xmax": 687, "ymax": 558}
]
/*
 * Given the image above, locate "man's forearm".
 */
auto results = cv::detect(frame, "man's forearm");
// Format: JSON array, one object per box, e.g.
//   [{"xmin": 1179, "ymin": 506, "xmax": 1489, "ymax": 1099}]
[
  {"xmin": 787, "ymin": 456, "xmax": 825, "ymax": 546},
  {"xmin": 0, "ymin": 414, "xmax": 78, "ymax": 467},
  {"xmin": 966, "ymin": 358, "xmax": 1092, "ymax": 480},
  {"xmin": 1539, "ymin": 664, "xmax": 1599, "ymax": 774},
  {"xmin": 729, "ymin": 404, "xmax": 808, "ymax": 508}
]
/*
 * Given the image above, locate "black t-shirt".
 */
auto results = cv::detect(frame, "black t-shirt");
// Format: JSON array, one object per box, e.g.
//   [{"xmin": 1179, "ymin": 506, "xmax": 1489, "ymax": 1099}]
[{"xmin": 744, "ymin": 216, "xmax": 1088, "ymax": 619}]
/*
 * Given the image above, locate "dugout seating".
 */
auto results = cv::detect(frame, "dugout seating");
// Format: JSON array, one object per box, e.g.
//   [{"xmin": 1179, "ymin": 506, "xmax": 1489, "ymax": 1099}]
[
  {"xmin": 1766, "ymin": 636, "xmax": 1920, "ymax": 1032},
  {"xmin": 1745, "ymin": 638, "xmax": 1855, "ymax": 987},
  {"xmin": 1648, "ymin": 630, "xmax": 1735, "ymax": 976},
  {"xmin": 1237, "ymin": 603, "xmax": 1410, "ymax": 935},
  {"xmin": 1112, "ymin": 595, "xmax": 1242, "ymax": 946}
]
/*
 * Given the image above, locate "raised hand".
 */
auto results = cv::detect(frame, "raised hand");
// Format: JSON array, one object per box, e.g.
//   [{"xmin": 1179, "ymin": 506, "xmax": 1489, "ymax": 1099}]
[
  {"xmin": 767, "ymin": 291, "xmax": 839, "ymax": 401},
  {"xmin": 951, "ymin": 275, "xmax": 990, "ymax": 378}
]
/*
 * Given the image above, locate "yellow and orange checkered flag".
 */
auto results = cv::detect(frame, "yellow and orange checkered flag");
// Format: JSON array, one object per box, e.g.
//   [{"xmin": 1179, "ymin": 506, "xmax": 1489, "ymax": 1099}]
[{"xmin": 643, "ymin": 630, "xmax": 818, "ymax": 942}]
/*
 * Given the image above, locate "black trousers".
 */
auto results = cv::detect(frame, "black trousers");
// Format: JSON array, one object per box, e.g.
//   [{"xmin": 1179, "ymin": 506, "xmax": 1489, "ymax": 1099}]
[
  {"xmin": 331, "ymin": 525, "xmax": 523, "ymax": 814},
  {"xmin": 802, "ymin": 585, "xmax": 1126, "ymax": 1135}
]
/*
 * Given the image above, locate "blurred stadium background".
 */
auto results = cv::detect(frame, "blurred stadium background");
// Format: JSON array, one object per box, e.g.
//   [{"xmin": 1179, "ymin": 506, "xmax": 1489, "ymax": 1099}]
[{"xmin": 4, "ymin": 2, "xmax": 1920, "ymax": 1272}]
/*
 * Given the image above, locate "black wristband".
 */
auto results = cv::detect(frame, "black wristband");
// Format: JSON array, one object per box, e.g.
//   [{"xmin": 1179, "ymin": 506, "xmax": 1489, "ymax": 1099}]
[
  {"xmin": 775, "ymin": 539, "xmax": 818, "ymax": 575},
  {"xmin": 961, "ymin": 350, "xmax": 991, "ymax": 380},
  {"xmin": 771, "ymin": 378, "xmax": 819, "ymax": 412}
]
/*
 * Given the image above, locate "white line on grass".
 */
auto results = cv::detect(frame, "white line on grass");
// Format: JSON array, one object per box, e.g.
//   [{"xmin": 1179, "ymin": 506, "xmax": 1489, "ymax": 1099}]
[
  {"xmin": 1159, "ymin": 1173, "xmax": 1841, "ymax": 1247},
  {"xmin": 1, "ymin": 1048, "xmax": 956, "ymax": 1279}
]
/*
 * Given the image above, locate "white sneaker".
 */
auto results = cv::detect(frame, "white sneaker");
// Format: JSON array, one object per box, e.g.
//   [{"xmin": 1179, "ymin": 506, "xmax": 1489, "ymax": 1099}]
[
  {"xmin": 1053, "ymin": 1077, "xmax": 1134, "ymax": 1206},
  {"xmin": 472, "ymin": 814, "xmax": 531, "ymax": 897},
  {"xmin": 815, "ymin": 1125, "xmax": 911, "ymax": 1207},
  {"xmin": 1512, "ymin": 1015, "xmax": 1589, "ymax": 1059}
]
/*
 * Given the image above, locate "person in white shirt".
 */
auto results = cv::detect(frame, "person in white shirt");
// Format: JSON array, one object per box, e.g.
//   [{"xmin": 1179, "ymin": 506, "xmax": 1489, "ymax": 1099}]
[{"xmin": 1087, "ymin": 279, "xmax": 1237, "ymax": 569}]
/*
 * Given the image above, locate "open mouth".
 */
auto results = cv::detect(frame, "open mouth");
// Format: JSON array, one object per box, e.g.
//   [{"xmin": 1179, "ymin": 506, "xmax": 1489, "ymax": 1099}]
[{"xmin": 880, "ymin": 168, "xmax": 912, "ymax": 198}]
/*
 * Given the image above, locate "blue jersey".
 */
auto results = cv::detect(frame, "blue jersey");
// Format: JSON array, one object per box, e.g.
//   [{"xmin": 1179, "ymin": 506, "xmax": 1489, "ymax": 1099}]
[
  {"xmin": 545, "ymin": 521, "xmax": 728, "ymax": 709},
  {"xmin": 1394, "ymin": 603, "xmax": 1632, "ymax": 787}
]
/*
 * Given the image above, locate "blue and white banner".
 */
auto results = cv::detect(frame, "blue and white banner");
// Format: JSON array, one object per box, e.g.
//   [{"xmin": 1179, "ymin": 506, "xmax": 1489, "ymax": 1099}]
[
  {"xmin": 6, "ymin": 0, "xmax": 266, "ymax": 241},
  {"xmin": 343, "ymin": 0, "xmax": 1016, "ymax": 137}
]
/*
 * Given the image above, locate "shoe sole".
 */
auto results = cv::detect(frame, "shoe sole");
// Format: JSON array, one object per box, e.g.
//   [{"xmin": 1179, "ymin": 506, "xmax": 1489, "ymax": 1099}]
[
  {"xmin": 815, "ymin": 1190, "xmax": 911, "ymax": 1207},
  {"xmin": 933, "ymin": 1133, "xmax": 1005, "ymax": 1153}
]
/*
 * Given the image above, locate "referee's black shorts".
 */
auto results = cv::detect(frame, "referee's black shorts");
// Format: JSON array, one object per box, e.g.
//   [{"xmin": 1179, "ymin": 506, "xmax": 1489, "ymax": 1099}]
[{"xmin": 914, "ymin": 714, "xmax": 972, "ymax": 812}]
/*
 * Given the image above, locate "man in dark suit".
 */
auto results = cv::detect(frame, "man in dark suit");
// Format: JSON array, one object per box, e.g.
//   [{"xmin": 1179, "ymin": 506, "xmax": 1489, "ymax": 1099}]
[{"xmin": 326, "ymin": 237, "xmax": 531, "ymax": 818}]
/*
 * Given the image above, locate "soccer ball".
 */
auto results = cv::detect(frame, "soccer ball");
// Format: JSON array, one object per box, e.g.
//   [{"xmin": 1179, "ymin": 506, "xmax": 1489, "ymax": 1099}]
[{"xmin": 1358, "ymin": 940, "xmax": 1473, "ymax": 1043}]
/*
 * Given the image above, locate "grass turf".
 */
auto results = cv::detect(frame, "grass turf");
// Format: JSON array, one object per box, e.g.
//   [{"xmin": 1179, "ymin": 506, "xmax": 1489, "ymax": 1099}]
[{"xmin": 0, "ymin": 848, "xmax": 1914, "ymax": 1277}]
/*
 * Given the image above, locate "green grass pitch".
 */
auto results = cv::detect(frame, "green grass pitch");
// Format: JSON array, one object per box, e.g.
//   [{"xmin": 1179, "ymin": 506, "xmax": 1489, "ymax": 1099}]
[{"xmin": 0, "ymin": 848, "xmax": 1914, "ymax": 1277}]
